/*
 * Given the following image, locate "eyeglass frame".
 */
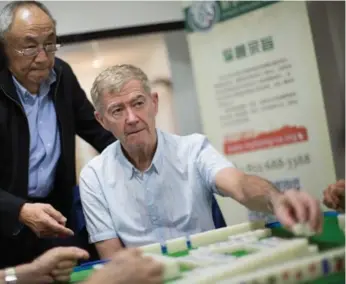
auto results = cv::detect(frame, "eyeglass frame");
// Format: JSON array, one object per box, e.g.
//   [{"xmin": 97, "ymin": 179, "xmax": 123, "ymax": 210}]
[{"xmin": 13, "ymin": 43, "xmax": 62, "ymax": 57}]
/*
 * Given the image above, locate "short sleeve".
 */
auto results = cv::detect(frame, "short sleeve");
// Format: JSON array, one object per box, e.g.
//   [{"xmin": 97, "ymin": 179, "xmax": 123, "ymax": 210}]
[
  {"xmin": 195, "ymin": 135, "xmax": 235, "ymax": 196},
  {"xmin": 79, "ymin": 165, "xmax": 118, "ymax": 243}
]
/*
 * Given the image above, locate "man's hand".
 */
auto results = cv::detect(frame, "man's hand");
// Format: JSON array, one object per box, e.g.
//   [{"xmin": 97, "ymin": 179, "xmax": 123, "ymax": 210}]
[
  {"xmin": 15, "ymin": 247, "xmax": 89, "ymax": 284},
  {"xmin": 323, "ymin": 179, "xmax": 345, "ymax": 213},
  {"xmin": 19, "ymin": 203, "xmax": 74, "ymax": 238},
  {"xmin": 271, "ymin": 189, "xmax": 323, "ymax": 233},
  {"xmin": 85, "ymin": 248, "xmax": 163, "ymax": 284}
]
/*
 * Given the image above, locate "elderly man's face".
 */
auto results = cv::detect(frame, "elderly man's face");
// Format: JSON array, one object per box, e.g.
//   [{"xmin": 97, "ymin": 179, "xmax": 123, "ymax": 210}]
[
  {"xmin": 96, "ymin": 80, "xmax": 158, "ymax": 151},
  {"xmin": 4, "ymin": 5, "xmax": 56, "ymax": 89}
]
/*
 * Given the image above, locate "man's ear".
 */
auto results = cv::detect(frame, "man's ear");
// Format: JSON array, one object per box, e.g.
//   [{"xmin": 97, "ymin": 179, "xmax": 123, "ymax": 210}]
[
  {"xmin": 151, "ymin": 92, "xmax": 159, "ymax": 115},
  {"xmin": 94, "ymin": 111, "xmax": 109, "ymax": 131}
]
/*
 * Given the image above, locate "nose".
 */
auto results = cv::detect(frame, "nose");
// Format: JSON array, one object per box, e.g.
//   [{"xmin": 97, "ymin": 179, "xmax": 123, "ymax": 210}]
[
  {"xmin": 125, "ymin": 108, "xmax": 139, "ymax": 124},
  {"xmin": 35, "ymin": 48, "xmax": 49, "ymax": 62}
]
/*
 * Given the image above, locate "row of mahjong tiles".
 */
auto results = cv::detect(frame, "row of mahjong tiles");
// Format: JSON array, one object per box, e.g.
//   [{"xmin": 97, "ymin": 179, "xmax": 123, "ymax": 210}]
[{"xmin": 70, "ymin": 214, "xmax": 345, "ymax": 283}]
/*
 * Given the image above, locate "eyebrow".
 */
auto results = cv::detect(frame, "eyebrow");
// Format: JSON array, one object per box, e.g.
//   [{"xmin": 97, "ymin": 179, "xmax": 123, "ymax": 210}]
[
  {"xmin": 22, "ymin": 32, "xmax": 56, "ymax": 42},
  {"xmin": 106, "ymin": 94, "xmax": 145, "ymax": 112}
]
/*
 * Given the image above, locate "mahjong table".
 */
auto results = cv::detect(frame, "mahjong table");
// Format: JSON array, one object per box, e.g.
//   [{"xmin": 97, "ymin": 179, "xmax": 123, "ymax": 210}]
[{"xmin": 69, "ymin": 212, "xmax": 345, "ymax": 283}]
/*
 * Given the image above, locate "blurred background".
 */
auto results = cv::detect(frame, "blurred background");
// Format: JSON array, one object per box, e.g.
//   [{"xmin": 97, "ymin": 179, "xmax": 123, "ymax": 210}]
[{"xmin": 0, "ymin": 1, "xmax": 342, "ymax": 225}]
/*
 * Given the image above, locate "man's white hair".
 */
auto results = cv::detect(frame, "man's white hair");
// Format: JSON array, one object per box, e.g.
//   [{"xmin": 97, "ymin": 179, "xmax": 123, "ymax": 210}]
[
  {"xmin": 0, "ymin": 1, "xmax": 56, "ymax": 41},
  {"xmin": 90, "ymin": 64, "xmax": 151, "ymax": 113}
]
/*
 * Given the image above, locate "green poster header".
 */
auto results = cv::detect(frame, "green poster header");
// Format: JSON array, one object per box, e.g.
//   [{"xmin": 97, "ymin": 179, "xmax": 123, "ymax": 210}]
[{"xmin": 184, "ymin": 1, "xmax": 278, "ymax": 33}]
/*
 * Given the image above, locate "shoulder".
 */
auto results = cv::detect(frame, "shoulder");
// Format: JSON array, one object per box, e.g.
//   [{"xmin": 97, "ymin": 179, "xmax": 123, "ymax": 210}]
[
  {"xmin": 159, "ymin": 130, "xmax": 208, "ymax": 156},
  {"xmin": 79, "ymin": 141, "xmax": 119, "ymax": 183},
  {"xmin": 54, "ymin": 57, "xmax": 73, "ymax": 74},
  {"xmin": 161, "ymin": 130, "xmax": 207, "ymax": 147},
  {"xmin": 54, "ymin": 57, "xmax": 79, "ymax": 84}
]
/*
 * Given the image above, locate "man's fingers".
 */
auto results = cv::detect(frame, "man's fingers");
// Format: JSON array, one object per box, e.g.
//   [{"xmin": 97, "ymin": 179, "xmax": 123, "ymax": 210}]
[
  {"xmin": 43, "ymin": 216, "xmax": 74, "ymax": 236},
  {"xmin": 276, "ymin": 205, "xmax": 296, "ymax": 229},
  {"xmin": 56, "ymin": 260, "xmax": 77, "ymax": 269},
  {"xmin": 53, "ymin": 274, "xmax": 72, "ymax": 283},
  {"xmin": 44, "ymin": 205, "xmax": 66, "ymax": 224},
  {"xmin": 324, "ymin": 190, "xmax": 338, "ymax": 209},
  {"xmin": 51, "ymin": 267, "xmax": 74, "ymax": 277},
  {"xmin": 335, "ymin": 179, "xmax": 345, "ymax": 188},
  {"xmin": 285, "ymin": 191, "xmax": 308, "ymax": 223},
  {"xmin": 53, "ymin": 247, "xmax": 90, "ymax": 261},
  {"xmin": 299, "ymin": 192, "xmax": 322, "ymax": 232},
  {"xmin": 333, "ymin": 185, "xmax": 345, "ymax": 197},
  {"xmin": 148, "ymin": 261, "xmax": 164, "ymax": 275}
]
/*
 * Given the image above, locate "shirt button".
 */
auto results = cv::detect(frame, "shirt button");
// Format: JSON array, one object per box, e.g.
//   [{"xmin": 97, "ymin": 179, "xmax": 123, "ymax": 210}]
[
  {"xmin": 39, "ymin": 121, "xmax": 43, "ymax": 124},
  {"xmin": 47, "ymin": 143, "xmax": 51, "ymax": 147}
]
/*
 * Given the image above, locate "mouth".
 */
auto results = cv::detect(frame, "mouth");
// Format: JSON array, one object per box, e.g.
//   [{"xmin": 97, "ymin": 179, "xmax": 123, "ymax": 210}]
[{"xmin": 126, "ymin": 129, "xmax": 144, "ymax": 136}]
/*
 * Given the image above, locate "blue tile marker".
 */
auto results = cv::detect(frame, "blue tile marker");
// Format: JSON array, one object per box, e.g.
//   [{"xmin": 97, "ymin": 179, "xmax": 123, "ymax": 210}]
[
  {"xmin": 265, "ymin": 221, "xmax": 281, "ymax": 229},
  {"xmin": 73, "ymin": 259, "xmax": 110, "ymax": 272},
  {"xmin": 161, "ymin": 244, "xmax": 168, "ymax": 254},
  {"xmin": 186, "ymin": 236, "xmax": 192, "ymax": 250},
  {"xmin": 322, "ymin": 259, "xmax": 330, "ymax": 275}
]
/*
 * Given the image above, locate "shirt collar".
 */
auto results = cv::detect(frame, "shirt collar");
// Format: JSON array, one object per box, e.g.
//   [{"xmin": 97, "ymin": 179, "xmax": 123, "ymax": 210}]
[
  {"xmin": 12, "ymin": 69, "xmax": 56, "ymax": 100},
  {"xmin": 116, "ymin": 129, "xmax": 164, "ymax": 180}
]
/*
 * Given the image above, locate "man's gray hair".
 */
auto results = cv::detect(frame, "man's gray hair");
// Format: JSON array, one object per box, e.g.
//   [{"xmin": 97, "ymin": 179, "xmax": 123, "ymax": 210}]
[
  {"xmin": 0, "ymin": 1, "xmax": 56, "ymax": 41},
  {"xmin": 91, "ymin": 64, "xmax": 151, "ymax": 113}
]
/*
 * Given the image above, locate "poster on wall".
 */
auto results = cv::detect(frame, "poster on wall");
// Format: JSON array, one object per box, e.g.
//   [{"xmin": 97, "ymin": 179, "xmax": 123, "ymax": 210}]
[{"xmin": 183, "ymin": 1, "xmax": 336, "ymax": 223}]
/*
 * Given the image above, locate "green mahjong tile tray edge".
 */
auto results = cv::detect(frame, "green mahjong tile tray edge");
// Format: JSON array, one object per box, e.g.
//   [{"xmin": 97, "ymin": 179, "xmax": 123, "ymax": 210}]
[
  {"xmin": 271, "ymin": 213, "xmax": 345, "ymax": 284},
  {"xmin": 70, "ymin": 269, "xmax": 93, "ymax": 283},
  {"xmin": 270, "ymin": 215, "xmax": 345, "ymax": 250}
]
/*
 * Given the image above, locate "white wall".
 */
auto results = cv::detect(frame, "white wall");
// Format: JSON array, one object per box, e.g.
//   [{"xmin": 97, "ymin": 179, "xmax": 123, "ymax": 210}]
[
  {"xmin": 0, "ymin": 1, "xmax": 184, "ymax": 35},
  {"xmin": 164, "ymin": 30, "xmax": 203, "ymax": 136}
]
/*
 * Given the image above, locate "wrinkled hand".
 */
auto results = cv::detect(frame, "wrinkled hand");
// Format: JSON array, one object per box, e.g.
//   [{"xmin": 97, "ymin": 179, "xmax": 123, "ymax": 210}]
[
  {"xmin": 323, "ymin": 179, "xmax": 345, "ymax": 213},
  {"xmin": 272, "ymin": 189, "xmax": 323, "ymax": 233},
  {"xmin": 19, "ymin": 203, "xmax": 74, "ymax": 238},
  {"xmin": 85, "ymin": 248, "xmax": 164, "ymax": 284},
  {"xmin": 16, "ymin": 247, "xmax": 89, "ymax": 284}
]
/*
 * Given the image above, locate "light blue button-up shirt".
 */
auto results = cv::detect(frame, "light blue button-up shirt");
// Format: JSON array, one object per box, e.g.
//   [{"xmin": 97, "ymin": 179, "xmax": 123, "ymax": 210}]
[
  {"xmin": 79, "ymin": 129, "xmax": 234, "ymax": 247},
  {"xmin": 13, "ymin": 71, "xmax": 61, "ymax": 198}
]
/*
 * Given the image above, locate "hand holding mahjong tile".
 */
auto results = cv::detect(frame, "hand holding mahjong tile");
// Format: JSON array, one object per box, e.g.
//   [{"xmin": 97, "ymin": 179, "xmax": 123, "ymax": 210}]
[
  {"xmin": 323, "ymin": 179, "xmax": 345, "ymax": 213},
  {"xmin": 271, "ymin": 189, "xmax": 323, "ymax": 235}
]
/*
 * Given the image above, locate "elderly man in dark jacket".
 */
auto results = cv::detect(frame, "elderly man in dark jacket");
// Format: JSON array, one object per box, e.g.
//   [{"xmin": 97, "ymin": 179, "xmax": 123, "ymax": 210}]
[{"xmin": 0, "ymin": 1, "xmax": 115, "ymax": 268}]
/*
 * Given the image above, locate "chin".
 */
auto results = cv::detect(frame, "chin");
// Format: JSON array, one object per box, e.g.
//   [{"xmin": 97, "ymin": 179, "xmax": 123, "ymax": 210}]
[
  {"xmin": 30, "ymin": 70, "xmax": 50, "ymax": 80},
  {"xmin": 127, "ymin": 140, "xmax": 146, "ymax": 150}
]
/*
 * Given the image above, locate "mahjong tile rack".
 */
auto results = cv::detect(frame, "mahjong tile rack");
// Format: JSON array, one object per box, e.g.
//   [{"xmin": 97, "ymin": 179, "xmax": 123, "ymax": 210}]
[{"xmin": 137, "ymin": 212, "xmax": 345, "ymax": 284}]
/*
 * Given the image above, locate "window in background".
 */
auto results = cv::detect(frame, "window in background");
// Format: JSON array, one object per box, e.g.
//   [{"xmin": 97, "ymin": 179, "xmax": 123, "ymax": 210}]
[{"xmin": 56, "ymin": 33, "xmax": 178, "ymax": 178}]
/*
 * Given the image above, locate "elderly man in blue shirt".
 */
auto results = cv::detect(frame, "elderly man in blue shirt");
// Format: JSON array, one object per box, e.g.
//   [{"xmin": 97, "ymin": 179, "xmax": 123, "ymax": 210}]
[
  {"xmin": 80, "ymin": 64, "xmax": 323, "ymax": 259},
  {"xmin": 0, "ymin": 1, "xmax": 115, "ymax": 268}
]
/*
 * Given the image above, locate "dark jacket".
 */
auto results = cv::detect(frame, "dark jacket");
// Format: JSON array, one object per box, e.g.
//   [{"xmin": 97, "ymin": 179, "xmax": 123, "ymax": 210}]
[{"xmin": 0, "ymin": 57, "xmax": 115, "ymax": 238}]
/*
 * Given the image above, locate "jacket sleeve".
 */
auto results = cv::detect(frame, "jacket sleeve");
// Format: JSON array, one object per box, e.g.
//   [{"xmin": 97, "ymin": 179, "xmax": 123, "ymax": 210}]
[
  {"xmin": 0, "ymin": 189, "xmax": 26, "ymax": 237},
  {"xmin": 68, "ymin": 67, "xmax": 116, "ymax": 152}
]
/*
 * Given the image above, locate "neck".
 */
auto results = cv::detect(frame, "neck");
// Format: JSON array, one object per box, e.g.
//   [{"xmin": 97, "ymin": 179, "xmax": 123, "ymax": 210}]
[
  {"xmin": 123, "ymin": 133, "xmax": 158, "ymax": 172},
  {"xmin": 23, "ymin": 82, "xmax": 40, "ymax": 94},
  {"xmin": 10, "ymin": 70, "xmax": 40, "ymax": 94}
]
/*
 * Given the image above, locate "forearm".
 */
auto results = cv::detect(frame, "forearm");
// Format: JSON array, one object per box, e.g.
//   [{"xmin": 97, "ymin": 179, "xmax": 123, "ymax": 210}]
[
  {"xmin": 0, "ymin": 188, "xmax": 26, "ymax": 236},
  {"xmin": 0, "ymin": 264, "xmax": 34, "ymax": 284},
  {"xmin": 236, "ymin": 174, "xmax": 282, "ymax": 213},
  {"xmin": 216, "ymin": 168, "xmax": 282, "ymax": 213},
  {"xmin": 95, "ymin": 238, "xmax": 124, "ymax": 259}
]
